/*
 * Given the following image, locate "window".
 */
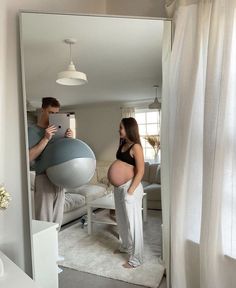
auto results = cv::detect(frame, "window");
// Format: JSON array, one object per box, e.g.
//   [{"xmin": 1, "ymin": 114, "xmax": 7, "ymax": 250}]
[
  {"xmin": 60, "ymin": 111, "xmax": 76, "ymax": 138},
  {"xmin": 69, "ymin": 113, "xmax": 76, "ymax": 138},
  {"xmin": 135, "ymin": 109, "xmax": 161, "ymax": 162}
]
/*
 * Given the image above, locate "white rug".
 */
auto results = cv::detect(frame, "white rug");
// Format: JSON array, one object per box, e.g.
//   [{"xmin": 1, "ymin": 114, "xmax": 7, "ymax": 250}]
[{"xmin": 59, "ymin": 210, "xmax": 164, "ymax": 288}]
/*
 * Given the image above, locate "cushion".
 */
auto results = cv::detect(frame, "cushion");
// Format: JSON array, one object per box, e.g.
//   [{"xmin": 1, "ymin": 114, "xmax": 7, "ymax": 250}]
[
  {"xmin": 73, "ymin": 184, "xmax": 107, "ymax": 202},
  {"xmin": 64, "ymin": 193, "xmax": 85, "ymax": 213},
  {"xmin": 141, "ymin": 181, "xmax": 150, "ymax": 188},
  {"xmin": 97, "ymin": 166, "xmax": 110, "ymax": 183},
  {"xmin": 64, "ymin": 186, "xmax": 80, "ymax": 194},
  {"xmin": 64, "ymin": 182, "xmax": 104, "ymax": 194},
  {"xmin": 144, "ymin": 183, "xmax": 161, "ymax": 201},
  {"xmin": 99, "ymin": 176, "xmax": 110, "ymax": 186},
  {"xmin": 95, "ymin": 161, "xmax": 113, "ymax": 185},
  {"xmin": 142, "ymin": 162, "xmax": 150, "ymax": 182},
  {"xmin": 89, "ymin": 169, "xmax": 98, "ymax": 185},
  {"xmin": 156, "ymin": 165, "xmax": 161, "ymax": 184},
  {"xmin": 149, "ymin": 163, "xmax": 159, "ymax": 184}
]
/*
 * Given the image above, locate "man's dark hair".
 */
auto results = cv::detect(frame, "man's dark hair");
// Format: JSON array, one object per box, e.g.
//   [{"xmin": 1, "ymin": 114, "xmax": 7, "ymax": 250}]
[{"xmin": 42, "ymin": 97, "xmax": 60, "ymax": 109}]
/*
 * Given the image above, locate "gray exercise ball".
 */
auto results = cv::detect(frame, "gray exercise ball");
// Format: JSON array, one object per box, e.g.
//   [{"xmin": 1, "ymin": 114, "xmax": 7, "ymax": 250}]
[{"xmin": 38, "ymin": 138, "xmax": 96, "ymax": 188}]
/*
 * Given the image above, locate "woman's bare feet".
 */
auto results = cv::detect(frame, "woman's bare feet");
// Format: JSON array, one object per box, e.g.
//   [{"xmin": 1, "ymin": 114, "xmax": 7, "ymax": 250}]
[{"xmin": 122, "ymin": 262, "xmax": 135, "ymax": 269}]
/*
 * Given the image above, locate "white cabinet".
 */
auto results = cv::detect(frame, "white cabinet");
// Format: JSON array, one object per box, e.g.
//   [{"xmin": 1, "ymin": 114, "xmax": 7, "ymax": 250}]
[
  {"xmin": 0, "ymin": 250, "xmax": 40, "ymax": 288},
  {"xmin": 32, "ymin": 220, "xmax": 59, "ymax": 288}
]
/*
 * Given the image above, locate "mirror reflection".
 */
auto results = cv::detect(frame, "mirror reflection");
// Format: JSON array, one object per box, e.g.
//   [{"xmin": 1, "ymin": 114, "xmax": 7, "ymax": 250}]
[{"xmin": 20, "ymin": 12, "xmax": 171, "ymax": 288}]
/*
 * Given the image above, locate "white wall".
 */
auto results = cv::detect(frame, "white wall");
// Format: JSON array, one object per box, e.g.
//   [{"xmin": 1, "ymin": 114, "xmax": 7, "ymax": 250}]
[
  {"xmin": 0, "ymin": 0, "xmax": 106, "ymax": 276},
  {"xmin": 0, "ymin": 0, "xmax": 7, "ymax": 269},
  {"xmin": 0, "ymin": 0, "xmax": 167, "ymax": 278},
  {"xmin": 106, "ymin": 0, "xmax": 167, "ymax": 18},
  {"xmin": 0, "ymin": 0, "xmax": 6, "ymax": 180},
  {"xmin": 75, "ymin": 103, "xmax": 121, "ymax": 161}
]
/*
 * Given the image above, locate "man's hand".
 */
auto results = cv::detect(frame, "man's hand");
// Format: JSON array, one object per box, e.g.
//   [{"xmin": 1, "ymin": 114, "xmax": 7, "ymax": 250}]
[
  {"xmin": 44, "ymin": 125, "xmax": 57, "ymax": 141},
  {"xmin": 29, "ymin": 125, "xmax": 57, "ymax": 162},
  {"xmin": 65, "ymin": 128, "xmax": 73, "ymax": 138}
]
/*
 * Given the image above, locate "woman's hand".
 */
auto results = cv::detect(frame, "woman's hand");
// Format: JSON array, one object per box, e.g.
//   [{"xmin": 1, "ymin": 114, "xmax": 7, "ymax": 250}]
[
  {"xmin": 65, "ymin": 128, "xmax": 73, "ymax": 138},
  {"xmin": 126, "ymin": 144, "xmax": 144, "ymax": 194},
  {"xmin": 44, "ymin": 125, "xmax": 57, "ymax": 140},
  {"xmin": 127, "ymin": 187, "xmax": 135, "ymax": 195}
]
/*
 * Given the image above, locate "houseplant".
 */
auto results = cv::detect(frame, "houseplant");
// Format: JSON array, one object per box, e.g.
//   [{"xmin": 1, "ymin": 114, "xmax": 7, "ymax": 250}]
[
  {"xmin": 0, "ymin": 185, "xmax": 11, "ymax": 210},
  {"xmin": 143, "ymin": 135, "xmax": 161, "ymax": 162},
  {"xmin": 0, "ymin": 184, "xmax": 11, "ymax": 277}
]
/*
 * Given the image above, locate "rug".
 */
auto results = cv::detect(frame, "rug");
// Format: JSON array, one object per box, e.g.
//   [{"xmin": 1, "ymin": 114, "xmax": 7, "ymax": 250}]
[{"xmin": 59, "ymin": 210, "xmax": 165, "ymax": 288}]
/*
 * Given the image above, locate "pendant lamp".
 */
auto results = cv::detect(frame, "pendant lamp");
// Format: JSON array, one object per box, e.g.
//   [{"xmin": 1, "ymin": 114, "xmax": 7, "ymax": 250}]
[
  {"xmin": 56, "ymin": 38, "xmax": 87, "ymax": 86},
  {"xmin": 149, "ymin": 85, "xmax": 161, "ymax": 109}
]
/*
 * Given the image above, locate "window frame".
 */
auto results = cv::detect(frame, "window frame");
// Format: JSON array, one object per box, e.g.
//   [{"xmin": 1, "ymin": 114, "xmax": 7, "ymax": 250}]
[{"xmin": 135, "ymin": 108, "xmax": 161, "ymax": 163}]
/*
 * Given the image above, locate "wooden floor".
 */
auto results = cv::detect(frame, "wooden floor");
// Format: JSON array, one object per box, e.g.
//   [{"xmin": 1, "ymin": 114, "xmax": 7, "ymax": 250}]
[{"xmin": 59, "ymin": 267, "xmax": 167, "ymax": 288}]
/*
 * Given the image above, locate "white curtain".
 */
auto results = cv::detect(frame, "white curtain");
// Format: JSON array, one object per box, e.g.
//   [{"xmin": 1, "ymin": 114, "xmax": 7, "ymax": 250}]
[
  {"xmin": 161, "ymin": 19, "xmax": 172, "ymax": 288},
  {"xmin": 0, "ymin": 0, "xmax": 6, "ymax": 180},
  {"xmin": 163, "ymin": 0, "xmax": 236, "ymax": 287},
  {"xmin": 120, "ymin": 107, "xmax": 135, "ymax": 118}
]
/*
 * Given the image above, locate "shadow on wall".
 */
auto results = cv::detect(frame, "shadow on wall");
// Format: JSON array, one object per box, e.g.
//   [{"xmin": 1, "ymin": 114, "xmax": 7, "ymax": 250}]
[
  {"xmin": 146, "ymin": 0, "xmax": 167, "ymax": 17},
  {"xmin": 98, "ymin": 142, "xmax": 117, "ymax": 162},
  {"xmin": 106, "ymin": 0, "xmax": 167, "ymax": 18}
]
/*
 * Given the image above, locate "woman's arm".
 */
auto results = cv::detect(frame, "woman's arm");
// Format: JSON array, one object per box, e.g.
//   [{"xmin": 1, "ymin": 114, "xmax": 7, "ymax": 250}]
[{"xmin": 127, "ymin": 144, "xmax": 144, "ymax": 194}]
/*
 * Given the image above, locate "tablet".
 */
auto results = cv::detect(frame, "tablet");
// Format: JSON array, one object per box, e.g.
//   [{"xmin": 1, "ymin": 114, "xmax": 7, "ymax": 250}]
[{"xmin": 49, "ymin": 113, "xmax": 70, "ymax": 138}]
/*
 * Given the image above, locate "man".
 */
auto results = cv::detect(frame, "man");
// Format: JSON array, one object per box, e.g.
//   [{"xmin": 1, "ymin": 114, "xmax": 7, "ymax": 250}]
[{"xmin": 28, "ymin": 97, "xmax": 73, "ymax": 228}]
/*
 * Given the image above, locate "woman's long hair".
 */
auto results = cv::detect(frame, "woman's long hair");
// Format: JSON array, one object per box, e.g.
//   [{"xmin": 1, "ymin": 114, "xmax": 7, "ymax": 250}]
[{"xmin": 120, "ymin": 117, "xmax": 141, "ymax": 146}]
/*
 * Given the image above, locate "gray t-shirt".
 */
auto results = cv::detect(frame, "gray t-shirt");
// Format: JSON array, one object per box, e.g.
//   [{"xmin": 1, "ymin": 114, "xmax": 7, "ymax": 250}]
[{"xmin": 28, "ymin": 125, "xmax": 46, "ymax": 174}]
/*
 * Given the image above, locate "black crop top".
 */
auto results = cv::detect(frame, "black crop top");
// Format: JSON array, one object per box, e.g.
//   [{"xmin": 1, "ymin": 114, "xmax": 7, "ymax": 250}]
[{"xmin": 116, "ymin": 142, "xmax": 136, "ymax": 166}]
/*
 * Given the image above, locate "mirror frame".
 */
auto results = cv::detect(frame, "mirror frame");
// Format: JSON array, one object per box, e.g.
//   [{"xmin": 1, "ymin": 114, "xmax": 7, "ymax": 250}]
[{"xmin": 19, "ymin": 11, "xmax": 172, "ymax": 287}]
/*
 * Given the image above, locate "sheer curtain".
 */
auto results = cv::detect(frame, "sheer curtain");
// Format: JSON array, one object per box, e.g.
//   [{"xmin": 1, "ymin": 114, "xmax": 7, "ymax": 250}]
[{"xmin": 163, "ymin": 0, "xmax": 236, "ymax": 287}]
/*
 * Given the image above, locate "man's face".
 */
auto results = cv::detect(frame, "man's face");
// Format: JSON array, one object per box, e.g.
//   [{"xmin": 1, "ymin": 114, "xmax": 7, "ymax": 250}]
[{"xmin": 41, "ymin": 105, "xmax": 60, "ymax": 123}]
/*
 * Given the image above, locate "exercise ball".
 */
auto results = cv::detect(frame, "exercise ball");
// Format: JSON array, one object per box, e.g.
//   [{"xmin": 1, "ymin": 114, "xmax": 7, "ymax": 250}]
[{"xmin": 37, "ymin": 138, "xmax": 96, "ymax": 188}]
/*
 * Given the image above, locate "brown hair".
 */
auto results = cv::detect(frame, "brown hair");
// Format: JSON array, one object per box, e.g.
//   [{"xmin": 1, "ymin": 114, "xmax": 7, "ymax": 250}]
[
  {"xmin": 121, "ymin": 117, "xmax": 141, "ymax": 146},
  {"xmin": 42, "ymin": 97, "xmax": 60, "ymax": 109}
]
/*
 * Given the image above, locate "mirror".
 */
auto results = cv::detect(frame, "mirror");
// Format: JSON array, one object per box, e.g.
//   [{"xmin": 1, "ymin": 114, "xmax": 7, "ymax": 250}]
[{"xmin": 20, "ymin": 12, "xmax": 171, "ymax": 288}]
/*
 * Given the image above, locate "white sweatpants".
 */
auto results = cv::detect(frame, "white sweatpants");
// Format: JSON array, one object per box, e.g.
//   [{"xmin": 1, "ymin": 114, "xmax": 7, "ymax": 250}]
[
  {"xmin": 114, "ymin": 179, "xmax": 144, "ymax": 267},
  {"xmin": 34, "ymin": 174, "xmax": 65, "ymax": 229}
]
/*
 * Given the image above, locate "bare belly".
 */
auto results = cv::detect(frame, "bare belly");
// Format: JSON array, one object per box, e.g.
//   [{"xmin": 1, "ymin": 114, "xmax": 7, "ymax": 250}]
[{"xmin": 108, "ymin": 160, "xmax": 134, "ymax": 187}]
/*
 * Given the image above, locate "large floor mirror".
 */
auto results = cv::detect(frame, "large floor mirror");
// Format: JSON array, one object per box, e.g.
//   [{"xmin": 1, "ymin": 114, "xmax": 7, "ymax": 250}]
[{"xmin": 20, "ymin": 12, "xmax": 171, "ymax": 288}]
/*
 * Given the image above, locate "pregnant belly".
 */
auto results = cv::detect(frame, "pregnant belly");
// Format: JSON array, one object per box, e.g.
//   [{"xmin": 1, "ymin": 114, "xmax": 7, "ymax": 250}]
[{"xmin": 108, "ymin": 160, "xmax": 134, "ymax": 187}]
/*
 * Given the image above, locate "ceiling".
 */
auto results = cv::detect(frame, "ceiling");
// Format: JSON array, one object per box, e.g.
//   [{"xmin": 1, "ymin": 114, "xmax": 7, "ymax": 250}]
[{"xmin": 21, "ymin": 13, "xmax": 165, "ymax": 108}]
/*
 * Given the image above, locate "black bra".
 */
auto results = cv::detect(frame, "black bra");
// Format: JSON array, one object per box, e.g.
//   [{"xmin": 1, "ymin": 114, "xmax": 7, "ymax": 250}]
[{"xmin": 116, "ymin": 142, "xmax": 136, "ymax": 166}]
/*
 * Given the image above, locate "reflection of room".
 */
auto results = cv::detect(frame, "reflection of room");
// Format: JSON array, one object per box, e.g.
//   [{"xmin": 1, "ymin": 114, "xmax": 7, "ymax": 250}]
[
  {"xmin": 1, "ymin": 2, "xmax": 235, "ymax": 288},
  {"xmin": 21, "ymin": 12, "xmax": 170, "ymax": 288}
]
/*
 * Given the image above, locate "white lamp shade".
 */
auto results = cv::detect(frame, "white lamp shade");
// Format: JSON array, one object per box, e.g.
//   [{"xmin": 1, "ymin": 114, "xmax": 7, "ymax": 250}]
[{"xmin": 56, "ymin": 62, "xmax": 87, "ymax": 86}]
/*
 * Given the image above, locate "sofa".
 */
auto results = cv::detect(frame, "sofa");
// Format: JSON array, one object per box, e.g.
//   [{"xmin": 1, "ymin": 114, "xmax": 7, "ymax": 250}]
[
  {"xmin": 62, "ymin": 161, "xmax": 161, "ymax": 224},
  {"xmin": 30, "ymin": 160, "xmax": 161, "ymax": 226},
  {"xmin": 142, "ymin": 162, "xmax": 161, "ymax": 210},
  {"xmin": 62, "ymin": 161, "xmax": 112, "ymax": 225},
  {"xmin": 30, "ymin": 161, "xmax": 113, "ymax": 226}
]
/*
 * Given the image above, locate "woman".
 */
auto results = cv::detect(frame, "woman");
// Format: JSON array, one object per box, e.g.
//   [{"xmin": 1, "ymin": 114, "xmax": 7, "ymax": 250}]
[{"xmin": 108, "ymin": 117, "xmax": 145, "ymax": 268}]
